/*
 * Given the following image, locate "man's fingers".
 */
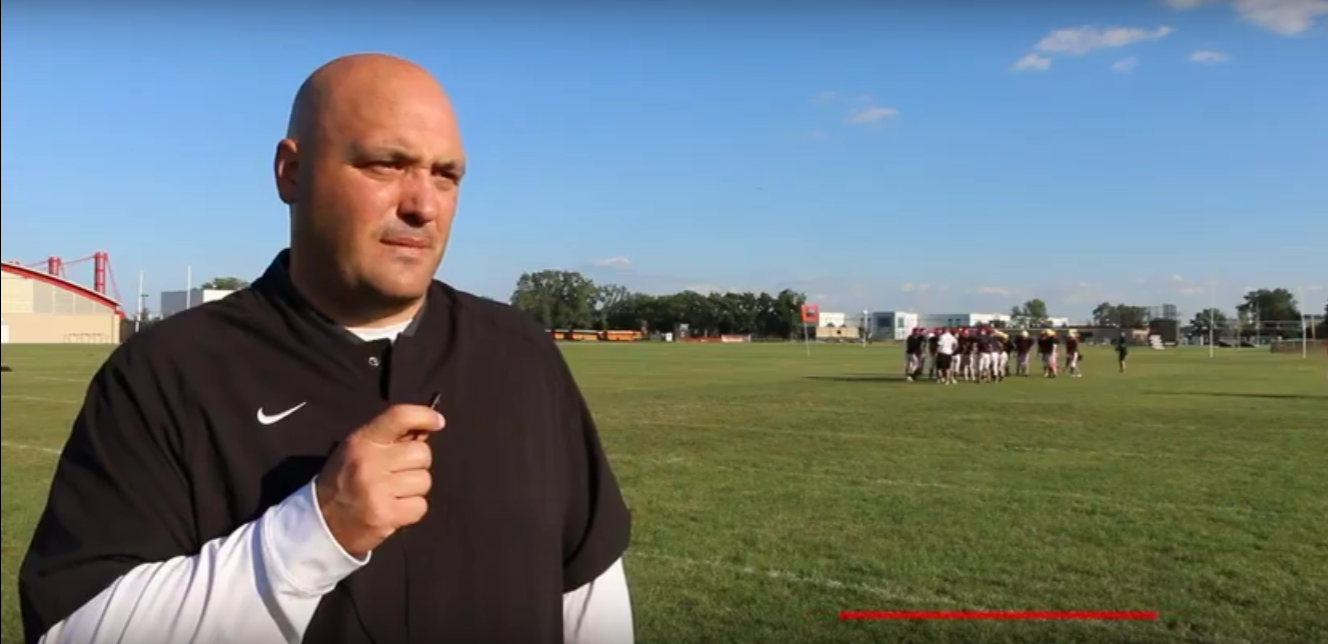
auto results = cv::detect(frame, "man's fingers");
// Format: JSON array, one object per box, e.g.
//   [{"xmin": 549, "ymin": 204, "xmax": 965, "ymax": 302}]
[
  {"xmin": 390, "ymin": 441, "xmax": 432, "ymax": 471},
  {"xmin": 358, "ymin": 404, "xmax": 445, "ymax": 444},
  {"xmin": 391, "ymin": 470, "xmax": 432, "ymax": 498},
  {"xmin": 395, "ymin": 496, "xmax": 428, "ymax": 525}
]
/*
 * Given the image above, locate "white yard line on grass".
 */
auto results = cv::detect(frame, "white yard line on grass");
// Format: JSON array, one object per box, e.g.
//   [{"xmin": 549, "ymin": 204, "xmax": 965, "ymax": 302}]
[
  {"xmin": 5, "ymin": 374, "xmax": 89, "ymax": 384},
  {"xmin": 1, "ymin": 441, "xmax": 62, "ymax": 455},
  {"xmin": 613, "ymin": 454, "xmax": 1284, "ymax": 517},
  {"xmin": 630, "ymin": 549, "xmax": 963, "ymax": 606},
  {"xmin": 603, "ymin": 417, "xmax": 1265, "ymax": 465},
  {"xmin": 1, "ymin": 395, "xmax": 79, "ymax": 404},
  {"xmin": 607, "ymin": 401, "xmax": 1321, "ymax": 436},
  {"xmin": 630, "ymin": 551, "xmax": 1254, "ymax": 644}
]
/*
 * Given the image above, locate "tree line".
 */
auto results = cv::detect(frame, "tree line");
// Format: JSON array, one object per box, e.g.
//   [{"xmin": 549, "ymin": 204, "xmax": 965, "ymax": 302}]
[
  {"xmin": 1006, "ymin": 298, "xmax": 1153, "ymax": 328},
  {"xmin": 1014, "ymin": 288, "xmax": 1322, "ymax": 339},
  {"xmin": 152, "ymin": 274, "xmax": 1328, "ymax": 341},
  {"xmin": 1183, "ymin": 288, "xmax": 1324, "ymax": 339},
  {"xmin": 509, "ymin": 269, "xmax": 808, "ymax": 338}
]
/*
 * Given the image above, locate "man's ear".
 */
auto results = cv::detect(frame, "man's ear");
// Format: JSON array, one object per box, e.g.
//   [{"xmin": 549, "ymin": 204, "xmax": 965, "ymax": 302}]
[{"xmin": 274, "ymin": 139, "xmax": 300, "ymax": 205}]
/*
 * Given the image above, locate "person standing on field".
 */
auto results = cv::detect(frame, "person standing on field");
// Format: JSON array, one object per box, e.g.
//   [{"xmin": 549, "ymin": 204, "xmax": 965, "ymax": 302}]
[
  {"xmin": 926, "ymin": 329, "xmax": 940, "ymax": 380},
  {"xmin": 936, "ymin": 327, "xmax": 958, "ymax": 384},
  {"xmin": 1064, "ymin": 329, "xmax": 1082, "ymax": 377},
  {"xmin": 905, "ymin": 328, "xmax": 925, "ymax": 381},
  {"xmin": 18, "ymin": 53, "xmax": 633, "ymax": 644},
  {"xmin": 1013, "ymin": 330, "xmax": 1033, "ymax": 376}
]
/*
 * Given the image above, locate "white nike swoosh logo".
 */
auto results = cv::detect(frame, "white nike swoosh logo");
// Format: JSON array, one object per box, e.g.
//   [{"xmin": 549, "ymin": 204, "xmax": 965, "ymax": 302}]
[{"xmin": 257, "ymin": 402, "xmax": 307, "ymax": 425}]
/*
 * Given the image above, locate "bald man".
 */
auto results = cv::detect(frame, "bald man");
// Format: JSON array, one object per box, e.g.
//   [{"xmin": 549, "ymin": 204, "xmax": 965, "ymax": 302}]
[{"xmin": 19, "ymin": 54, "xmax": 633, "ymax": 644}]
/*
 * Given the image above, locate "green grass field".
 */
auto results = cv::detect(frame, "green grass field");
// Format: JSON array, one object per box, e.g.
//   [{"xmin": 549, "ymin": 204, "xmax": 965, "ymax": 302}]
[{"xmin": 2, "ymin": 343, "xmax": 1325, "ymax": 643}]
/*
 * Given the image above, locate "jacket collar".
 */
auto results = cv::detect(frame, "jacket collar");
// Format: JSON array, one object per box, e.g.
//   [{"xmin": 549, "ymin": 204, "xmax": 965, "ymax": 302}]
[{"xmin": 252, "ymin": 249, "xmax": 428, "ymax": 343}]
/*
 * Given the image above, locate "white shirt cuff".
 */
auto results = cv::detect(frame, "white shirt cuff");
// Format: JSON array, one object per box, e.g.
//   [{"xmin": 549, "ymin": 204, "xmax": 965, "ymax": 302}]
[{"xmin": 259, "ymin": 478, "xmax": 369, "ymax": 597}]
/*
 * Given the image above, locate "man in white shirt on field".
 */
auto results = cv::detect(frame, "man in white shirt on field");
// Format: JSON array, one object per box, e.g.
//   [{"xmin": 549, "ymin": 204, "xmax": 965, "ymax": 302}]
[{"xmin": 936, "ymin": 328, "xmax": 958, "ymax": 385}]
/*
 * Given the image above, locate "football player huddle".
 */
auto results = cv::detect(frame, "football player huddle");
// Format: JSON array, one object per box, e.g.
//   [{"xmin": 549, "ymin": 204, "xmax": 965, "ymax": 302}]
[{"xmin": 904, "ymin": 326, "xmax": 1084, "ymax": 384}]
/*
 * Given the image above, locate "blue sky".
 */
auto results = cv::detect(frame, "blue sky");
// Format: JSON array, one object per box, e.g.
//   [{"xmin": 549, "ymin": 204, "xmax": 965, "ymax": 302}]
[{"xmin": 2, "ymin": 0, "xmax": 1324, "ymax": 321}]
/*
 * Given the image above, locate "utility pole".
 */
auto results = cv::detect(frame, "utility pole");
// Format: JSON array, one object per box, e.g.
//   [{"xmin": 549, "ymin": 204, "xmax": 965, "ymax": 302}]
[
  {"xmin": 135, "ymin": 269, "xmax": 145, "ymax": 333},
  {"xmin": 1301, "ymin": 287, "xmax": 1308, "ymax": 359}
]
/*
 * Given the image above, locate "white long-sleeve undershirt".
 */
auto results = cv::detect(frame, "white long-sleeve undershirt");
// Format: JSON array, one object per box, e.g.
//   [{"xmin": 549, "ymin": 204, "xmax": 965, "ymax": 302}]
[{"xmin": 37, "ymin": 481, "xmax": 632, "ymax": 644}]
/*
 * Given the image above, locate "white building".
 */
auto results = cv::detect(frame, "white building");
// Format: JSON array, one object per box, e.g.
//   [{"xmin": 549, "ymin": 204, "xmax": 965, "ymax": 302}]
[
  {"xmin": 866, "ymin": 311, "xmax": 1039, "ymax": 340},
  {"xmin": 1, "ymin": 316, "xmax": 9, "ymax": 344},
  {"xmin": 817, "ymin": 311, "xmax": 847, "ymax": 327},
  {"xmin": 1009, "ymin": 316, "xmax": 1071, "ymax": 328},
  {"xmin": 867, "ymin": 311, "xmax": 920, "ymax": 341},
  {"xmin": 916, "ymin": 312, "xmax": 1011, "ymax": 328},
  {"xmin": 159, "ymin": 288, "xmax": 235, "ymax": 317}
]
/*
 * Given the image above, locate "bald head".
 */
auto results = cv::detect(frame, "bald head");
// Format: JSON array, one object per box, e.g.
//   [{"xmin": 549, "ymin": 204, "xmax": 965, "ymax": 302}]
[
  {"xmin": 286, "ymin": 53, "xmax": 456, "ymax": 144},
  {"xmin": 274, "ymin": 53, "xmax": 465, "ymax": 327}
]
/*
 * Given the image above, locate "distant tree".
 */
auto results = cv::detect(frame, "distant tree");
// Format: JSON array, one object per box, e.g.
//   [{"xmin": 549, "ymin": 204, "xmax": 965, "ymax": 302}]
[
  {"xmin": 1023, "ymin": 298, "xmax": 1048, "ymax": 322},
  {"xmin": 1090, "ymin": 302, "xmax": 1149, "ymax": 328},
  {"xmin": 1091, "ymin": 302, "xmax": 1116, "ymax": 326},
  {"xmin": 592, "ymin": 284, "xmax": 632, "ymax": 330},
  {"xmin": 1188, "ymin": 308, "xmax": 1228, "ymax": 337},
  {"xmin": 1235, "ymin": 288, "xmax": 1300, "ymax": 339},
  {"xmin": 201, "ymin": 277, "xmax": 249, "ymax": 290},
  {"xmin": 1011, "ymin": 298, "xmax": 1048, "ymax": 326},
  {"xmin": 509, "ymin": 270, "xmax": 806, "ymax": 338},
  {"xmin": 1236, "ymin": 288, "xmax": 1299, "ymax": 322},
  {"xmin": 1115, "ymin": 305, "xmax": 1150, "ymax": 328},
  {"xmin": 510, "ymin": 269, "xmax": 597, "ymax": 330}
]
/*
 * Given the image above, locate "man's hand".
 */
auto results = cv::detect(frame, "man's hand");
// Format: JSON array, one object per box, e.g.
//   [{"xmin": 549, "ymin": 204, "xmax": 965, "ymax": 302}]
[{"xmin": 315, "ymin": 404, "xmax": 445, "ymax": 558}]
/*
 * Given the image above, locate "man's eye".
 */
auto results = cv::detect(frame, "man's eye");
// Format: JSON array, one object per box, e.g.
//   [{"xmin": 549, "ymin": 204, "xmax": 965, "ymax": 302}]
[{"xmin": 365, "ymin": 160, "xmax": 405, "ymax": 173}]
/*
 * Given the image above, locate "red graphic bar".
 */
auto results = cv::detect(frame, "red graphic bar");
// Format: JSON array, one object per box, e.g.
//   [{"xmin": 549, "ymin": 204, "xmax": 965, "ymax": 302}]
[{"xmin": 840, "ymin": 610, "xmax": 1158, "ymax": 621}]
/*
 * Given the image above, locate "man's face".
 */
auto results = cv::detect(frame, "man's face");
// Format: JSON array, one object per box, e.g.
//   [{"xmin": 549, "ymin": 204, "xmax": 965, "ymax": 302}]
[{"xmin": 280, "ymin": 74, "xmax": 465, "ymax": 308}]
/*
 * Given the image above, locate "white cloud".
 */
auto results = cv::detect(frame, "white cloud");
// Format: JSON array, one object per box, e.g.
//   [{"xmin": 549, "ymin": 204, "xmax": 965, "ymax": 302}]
[
  {"xmin": 1034, "ymin": 25, "xmax": 1174, "ymax": 55},
  {"xmin": 593, "ymin": 256, "xmax": 631, "ymax": 267},
  {"xmin": 1172, "ymin": 273, "xmax": 1186, "ymax": 282},
  {"xmin": 812, "ymin": 90, "xmax": 838, "ymax": 103},
  {"xmin": 1236, "ymin": 0, "xmax": 1328, "ymax": 34},
  {"xmin": 1178, "ymin": 286, "xmax": 1208, "ymax": 295},
  {"xmin": 977, "ymin": 286, "xmax": 1015, "ymax": 295},
  {"xmin": 1010, "ymin": 52, "xmax": 1052, "ymax": 71},
  {"xmin": 900, "ymin": 283, "xmax": 915, "ymax": 292},
  {"xmin": 1112, "ymin": 56, "xmax": 1140, "ymax": 72},
  {"xmin": 1188, "ymin": 49, "xmax": 1231, "ymax": 62},
  {"xmin": 1167, "ymin": 0, "xmax": 1328, "ymax": 35},
  {"xmin": 846, "ymin": 106, "xmax": 899, "ymax": 124}
]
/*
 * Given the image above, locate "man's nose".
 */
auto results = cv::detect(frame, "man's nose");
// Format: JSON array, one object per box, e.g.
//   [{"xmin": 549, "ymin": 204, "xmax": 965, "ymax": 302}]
[{"xmin": 396, "ymin": 171, "xmax": 440, "ymax": 224}]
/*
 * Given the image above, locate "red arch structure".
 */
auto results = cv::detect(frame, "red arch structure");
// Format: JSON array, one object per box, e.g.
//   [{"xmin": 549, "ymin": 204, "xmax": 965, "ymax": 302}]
[{"xmin": 1, "ymin": 261, "xmax": 123, "ymax": 315}]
